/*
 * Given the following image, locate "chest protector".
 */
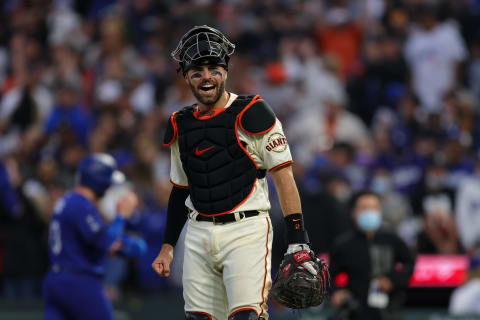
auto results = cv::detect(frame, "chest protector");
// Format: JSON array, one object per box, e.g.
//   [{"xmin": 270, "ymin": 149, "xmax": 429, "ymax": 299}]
[{"xmin": 173, "ymin": 95, "xmax": 267, "ymax": 216}]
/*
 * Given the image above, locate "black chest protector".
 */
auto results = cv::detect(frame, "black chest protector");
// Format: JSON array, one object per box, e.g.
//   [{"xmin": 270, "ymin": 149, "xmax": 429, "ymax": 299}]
[{"xmin": 174, "ymin": 95, "xmax": 266, "ymax": 215}]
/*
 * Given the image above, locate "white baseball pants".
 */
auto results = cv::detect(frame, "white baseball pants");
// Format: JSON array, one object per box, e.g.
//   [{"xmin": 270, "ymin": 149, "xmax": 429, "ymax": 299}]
[{"xmin": 183, "ymin": 212, "xmax": 273, "ymax": 319}]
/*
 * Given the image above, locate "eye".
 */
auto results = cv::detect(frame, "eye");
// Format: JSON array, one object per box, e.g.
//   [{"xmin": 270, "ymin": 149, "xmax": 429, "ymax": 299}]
[
  {"xmin": 190, "ymin": 72, "xmax": 202, "ymax": 79},
  {"xmin": 210, "ymin": 70, "xmax": 222, "ymax": 77}
]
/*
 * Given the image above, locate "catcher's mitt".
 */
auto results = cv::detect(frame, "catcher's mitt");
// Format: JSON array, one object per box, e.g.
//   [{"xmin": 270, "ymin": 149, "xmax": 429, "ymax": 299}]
[{"xmin": 270, "ymin": 248, "xmax": 331, "ymax": 309}]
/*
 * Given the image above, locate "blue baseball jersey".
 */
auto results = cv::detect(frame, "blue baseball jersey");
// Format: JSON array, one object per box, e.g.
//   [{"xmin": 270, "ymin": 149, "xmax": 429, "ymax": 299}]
[{"xmin": 48, "ymin": 191, "xmax": 112, "ymax": 276}]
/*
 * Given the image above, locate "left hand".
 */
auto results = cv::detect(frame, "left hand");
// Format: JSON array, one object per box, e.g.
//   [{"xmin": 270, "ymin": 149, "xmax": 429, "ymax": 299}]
[
  {"xmin": 285, "ymin": 244, "xmax": 318, "ymax": 275},
  {"xmin": 109, "ymin": 240, "xmax": 123, "ymax": 255}
]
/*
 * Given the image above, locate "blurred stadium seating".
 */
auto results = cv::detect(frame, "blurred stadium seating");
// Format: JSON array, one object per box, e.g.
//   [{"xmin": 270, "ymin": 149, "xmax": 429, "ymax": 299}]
[{"xmin": 1, "ymin": 0, "xmax": 480, "ymax": 319}]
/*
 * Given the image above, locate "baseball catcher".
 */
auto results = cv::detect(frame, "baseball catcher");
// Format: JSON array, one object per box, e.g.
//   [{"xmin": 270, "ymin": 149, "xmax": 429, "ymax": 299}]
[{"xmin": 153, "ymin": 24, "xmax": 328, "ymax": 320}]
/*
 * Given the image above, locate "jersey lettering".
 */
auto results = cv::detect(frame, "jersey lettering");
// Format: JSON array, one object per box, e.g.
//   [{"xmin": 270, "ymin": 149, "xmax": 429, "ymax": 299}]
[
  {"xmin": 265, "ymin": 133, "xmax": 288, "ymax": 153},
  {"xmin": 49, "ymin": 220, "xmax": 62, "ymax": 255},
  {"xmin": 86, "ymin": 215, "xmax": 101, "ymax": 232},
  {"xmin": 53, "ymin": 198, "xmax": 66, "ymax": 215}
]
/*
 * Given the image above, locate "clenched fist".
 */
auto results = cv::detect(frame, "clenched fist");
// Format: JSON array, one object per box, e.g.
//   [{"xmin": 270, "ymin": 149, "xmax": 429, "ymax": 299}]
[{"xmin": 152, "ymin": 244, "xmax": 174, "ymax": 277}]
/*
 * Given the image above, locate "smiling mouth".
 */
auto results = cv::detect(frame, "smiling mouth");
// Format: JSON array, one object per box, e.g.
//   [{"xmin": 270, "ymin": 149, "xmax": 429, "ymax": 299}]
[{"xmin": 199, "ymin": 84, "xmax": 216, "ymax": 93}]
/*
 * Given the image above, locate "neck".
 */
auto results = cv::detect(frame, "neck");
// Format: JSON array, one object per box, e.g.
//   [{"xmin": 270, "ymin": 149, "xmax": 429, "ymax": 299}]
[
  {"xmin": 197, "ymin": 91, "xmax": 229, "ymax": 112},
  {"xmin": 75, "ymin": 186, "xmax": 97, "ymax": 203}
]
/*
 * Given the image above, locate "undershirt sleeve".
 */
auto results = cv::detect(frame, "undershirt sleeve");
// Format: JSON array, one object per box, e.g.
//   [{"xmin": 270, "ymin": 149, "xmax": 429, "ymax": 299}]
[{"xmin": 163, "ymin": 186, "xmax": 190, "ymax": 247}]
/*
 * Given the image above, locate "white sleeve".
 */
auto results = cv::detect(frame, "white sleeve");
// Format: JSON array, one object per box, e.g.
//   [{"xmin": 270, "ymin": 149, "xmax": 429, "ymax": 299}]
[
  {"xmin": 169, "ymin": 140, "xmax": 189, "ymax": 188},
  {"xmin": 449, "ymin": 288, "xmax": 463, "ymax": 315},
  {"xmin": 445, "ymin": 22, "xmax": 468, "ymax": 62},
  {"xmin": 455, "ymin": 180, "xmax": 480, "ymax": 250},
  {"xmin": 251, "ymin": 118, "xmax": 293, "ymax": 171}
]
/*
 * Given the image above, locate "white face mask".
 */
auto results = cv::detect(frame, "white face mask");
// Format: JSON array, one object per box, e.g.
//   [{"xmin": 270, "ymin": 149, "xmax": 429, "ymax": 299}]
[
  {"xmin": 356, "ymin": 209, "xmax": 382, "ymax": 232},
  {"xmin": 371, "ymin": 176, "xmax": 392, "ymax": 194}
]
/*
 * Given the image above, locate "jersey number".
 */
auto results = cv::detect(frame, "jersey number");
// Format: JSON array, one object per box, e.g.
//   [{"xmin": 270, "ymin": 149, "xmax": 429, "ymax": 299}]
[{"xmin": 49, "ymin": 220, "xmax": 62, "ymax": 255}]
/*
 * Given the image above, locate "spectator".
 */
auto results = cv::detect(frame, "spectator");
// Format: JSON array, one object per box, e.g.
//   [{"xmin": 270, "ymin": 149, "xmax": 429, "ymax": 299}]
[
  {"xmin": 416, "ymin": 191, "xmax": 463, "ymax": 255},
  {"xmin": 301, "ymin": 172, "xmax": 353, "ymax": 255},
  {"xmin": 0, "ymin": 45, "xmax": 53, "ymax": 155},
  {"xmin": 1, "ymin": 157, "xmax": 48, "ymax": 299},
  {"xmin": 288, "ymin": 79, "xmax": 371, "ymax": 167},
  {"xmin": 469, "ymin": 37, "xmax": 480, "ymax": 102},
  {"xmin": 455, "ymin": 160, "xmax": 480, "ymax": 255},
  {"xmin": 0, "ymin": 0, "xmax": 479, "ymax": 311},
  {"xmin": 45, "ymin": 79, "xmax": 93, "ymax": 146},
  {"xmin": 315, "ymin": 4, "xmax": 362, "ymax": 79},
  {"xmin": 370, "ymin": 167, "xmax": 413, "ymax": 233},
  {"xmin": 449, "ymin": 255, "xmax": 480, "ymax": 316},
  {"xmin": 304, "ymin": 142, "xmax": 367, "ymax": 192},
  {"xmin": 330, "ymin": 190, "xmax": 414, "ymax": 320},
  {"xmin": 404, "ymin": 3, "xmax": 467, "ymax": 113}
]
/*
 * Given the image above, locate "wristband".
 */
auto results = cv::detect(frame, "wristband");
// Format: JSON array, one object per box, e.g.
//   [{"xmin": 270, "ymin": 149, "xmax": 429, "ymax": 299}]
[{"xmin": 284, "ymin": 213, "xmax": 309, "ymax": 245}]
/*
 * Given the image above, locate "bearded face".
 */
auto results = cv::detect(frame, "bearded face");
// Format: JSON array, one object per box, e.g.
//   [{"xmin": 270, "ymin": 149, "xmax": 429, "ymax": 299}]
[{"xmin": 186, "ymin": 65, "xmax": 227, "ymax": 107}]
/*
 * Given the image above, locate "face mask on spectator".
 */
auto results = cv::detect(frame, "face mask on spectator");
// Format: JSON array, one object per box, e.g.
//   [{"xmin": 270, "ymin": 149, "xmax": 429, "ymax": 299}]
[
  {"xmin": 357, "ymin": 209, "xmax": 382, "ymax": 232},
  {"xmin": 371, "ymin": 176, "xmax": 392, "ymax": 194}
]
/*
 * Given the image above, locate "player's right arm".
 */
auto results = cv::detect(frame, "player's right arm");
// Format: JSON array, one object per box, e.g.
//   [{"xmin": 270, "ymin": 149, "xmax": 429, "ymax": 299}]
[
  {"xmin": 152, "ymin": 185, "xmax": 189, "ymax": 277},
  {"xmin": 153, "ymin": 116, "xmax": 190, "ymax": 277}
]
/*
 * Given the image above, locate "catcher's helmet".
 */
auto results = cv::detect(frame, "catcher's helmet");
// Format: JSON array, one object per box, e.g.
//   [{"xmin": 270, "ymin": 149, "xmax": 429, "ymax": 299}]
[
  {"xmin": 171, "ymin": 25, "xmax": 235, "ymax": 74},
  {"xmin": 76, "ymin": 153, "xmax": 125, "ymax": 197}
]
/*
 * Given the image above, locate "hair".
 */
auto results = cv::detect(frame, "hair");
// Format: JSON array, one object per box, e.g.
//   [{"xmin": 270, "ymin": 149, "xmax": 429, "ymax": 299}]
[{"xmin": 348, "ymin": 189, "xmax": 381, "ymax": 211}]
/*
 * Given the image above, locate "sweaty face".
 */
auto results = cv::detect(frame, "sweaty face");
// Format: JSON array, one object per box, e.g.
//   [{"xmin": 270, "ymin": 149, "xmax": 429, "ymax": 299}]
[{"xmin": 185, "ymin": 65, "xmax": 226, "ymax": 107}]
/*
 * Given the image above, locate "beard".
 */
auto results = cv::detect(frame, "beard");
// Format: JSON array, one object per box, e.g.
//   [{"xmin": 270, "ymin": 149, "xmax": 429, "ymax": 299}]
[{"xmin": 189, "ymin": 79, "xmax": 226, "ymax": 108}]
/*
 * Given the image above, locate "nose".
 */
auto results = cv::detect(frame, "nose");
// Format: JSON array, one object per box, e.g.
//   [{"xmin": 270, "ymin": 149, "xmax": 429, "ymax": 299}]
[{"xmin": 200, "ymin": 67, "xmax": 212, "ymax": 80}]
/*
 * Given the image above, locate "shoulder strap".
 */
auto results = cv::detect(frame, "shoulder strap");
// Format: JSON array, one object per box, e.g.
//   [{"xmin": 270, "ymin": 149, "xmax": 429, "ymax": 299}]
[
  {"xmin": 163, "ymin": 105, "xmax": 195, "ymax": 146},
  {"xmin": 239, "ymin": 96, "xmax": 276, "ymax": 135}
]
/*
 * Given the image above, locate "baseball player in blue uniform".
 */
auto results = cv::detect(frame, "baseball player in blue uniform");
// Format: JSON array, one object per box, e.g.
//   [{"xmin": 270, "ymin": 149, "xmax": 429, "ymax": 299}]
[
  {"xmin": 43, "ymin": 153, "xmax": 146, "ymax": 320},
  {"xmin": 152, "ymin": 26, "xmax": 317, "ymax": 320}
]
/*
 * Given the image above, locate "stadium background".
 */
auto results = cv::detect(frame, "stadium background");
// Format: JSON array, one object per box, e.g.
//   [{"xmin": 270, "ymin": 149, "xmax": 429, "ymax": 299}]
[{"xmin": 1, "ymin": 0, "xmax": 480, "ymax": 319}]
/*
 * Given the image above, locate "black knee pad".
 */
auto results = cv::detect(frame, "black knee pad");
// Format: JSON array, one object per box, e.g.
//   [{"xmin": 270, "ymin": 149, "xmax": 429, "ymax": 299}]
[
  {"xmin": 185, "ymin": 311, "xmax": 212, "ymax": 319},
  {"xmin": 228, "ymin": 309, "xmax": 259, "ymax": 320}
]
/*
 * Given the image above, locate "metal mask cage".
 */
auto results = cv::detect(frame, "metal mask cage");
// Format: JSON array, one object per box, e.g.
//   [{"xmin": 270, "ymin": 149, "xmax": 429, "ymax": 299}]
[{"xmin": 171, "ymin": 26, "xmax": 235, "ymax": 67}]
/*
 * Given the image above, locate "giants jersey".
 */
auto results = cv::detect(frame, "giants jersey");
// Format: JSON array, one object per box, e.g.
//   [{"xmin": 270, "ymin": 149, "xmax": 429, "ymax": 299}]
[
  {"xmin": 169, "ymin": 93, "xmax": 293, "ymax": 213},
  {"xmin": 48, "ymin": 192, "xmax": 111, "ymax": 276}
]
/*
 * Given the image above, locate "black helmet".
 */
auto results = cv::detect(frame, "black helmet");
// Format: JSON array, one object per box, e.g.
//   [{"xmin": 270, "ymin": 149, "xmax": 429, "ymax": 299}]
[{"xmin": 171, "ymin": 25, "xmax": 235, "ymax": 75}]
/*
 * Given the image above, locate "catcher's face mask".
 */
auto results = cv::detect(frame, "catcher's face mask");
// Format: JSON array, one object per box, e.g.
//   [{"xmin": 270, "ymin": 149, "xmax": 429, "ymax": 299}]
[{"xmin": 171, "ymin": 25, "xmax": 235, "ymax": 75}]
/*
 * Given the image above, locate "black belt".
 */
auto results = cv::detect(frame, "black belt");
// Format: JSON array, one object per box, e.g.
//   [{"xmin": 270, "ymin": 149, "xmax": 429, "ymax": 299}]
[{"xmin": 195, "ymin": 210, "xmax": 260, "ymax": 224}]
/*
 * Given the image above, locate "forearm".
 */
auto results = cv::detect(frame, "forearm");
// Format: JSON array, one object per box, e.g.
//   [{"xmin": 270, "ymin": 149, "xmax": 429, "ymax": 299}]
[
  {"xmin": 271, "ymin": 165, "xmax": 309, "ymax": 244},
  {"xmin": 105, "ymin": 216, "xmax": 126, "ymax": 246},
  {"xmin": 271, "ymin": 165, "xmax": 302, "ymax": 216},
  {"xmin": 119, "ymin": 234, "xmax": 147, "ymax": 258}
]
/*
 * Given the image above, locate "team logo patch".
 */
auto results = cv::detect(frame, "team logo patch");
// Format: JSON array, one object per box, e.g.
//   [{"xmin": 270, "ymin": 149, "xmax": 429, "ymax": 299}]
[
  {"xmin": 266, "ymin": 133, "xmax": 288, "ymax": 153},
  {"xmin": 293, "ymin": 250, "xmax": 311, "ymax": 263}
]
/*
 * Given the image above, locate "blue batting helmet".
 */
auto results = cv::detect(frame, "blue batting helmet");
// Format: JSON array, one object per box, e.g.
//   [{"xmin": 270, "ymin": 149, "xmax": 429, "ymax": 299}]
[{"xmin": 76, "ymin": 153, "xmax": 125, "ymax": 197}]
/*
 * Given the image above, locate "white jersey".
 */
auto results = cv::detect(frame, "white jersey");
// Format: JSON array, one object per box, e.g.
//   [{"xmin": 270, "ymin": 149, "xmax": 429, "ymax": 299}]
[
  {"xmin": 168, "ymin": 92, "xmax": 293, "ymax": 213},
  {"xmin": 404, "ymin": 21, "xmax": 467, "ymax": 112}
]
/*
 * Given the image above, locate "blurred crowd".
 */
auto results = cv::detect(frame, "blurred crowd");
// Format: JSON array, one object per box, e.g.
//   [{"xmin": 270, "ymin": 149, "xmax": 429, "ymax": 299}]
[{"xmin": 1, "ymin": 0, "xmax": 480, "ymax": 312}]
